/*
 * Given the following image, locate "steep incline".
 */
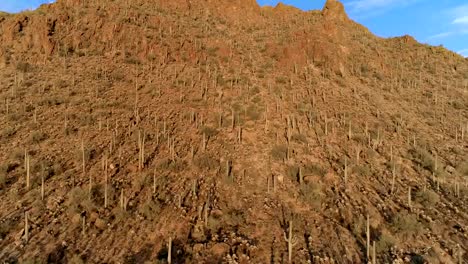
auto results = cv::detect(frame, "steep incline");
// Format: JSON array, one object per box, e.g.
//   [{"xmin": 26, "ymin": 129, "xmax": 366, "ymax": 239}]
[{"xmin": 0, "ymin": 0, "xmax": 467, "ymax": 263}]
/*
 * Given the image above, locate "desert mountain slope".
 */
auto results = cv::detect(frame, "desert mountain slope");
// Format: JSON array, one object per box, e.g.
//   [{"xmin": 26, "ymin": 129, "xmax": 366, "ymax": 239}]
[{"xmin": 0, "ymin": 0, "xmax": 467, "ymax": 263}]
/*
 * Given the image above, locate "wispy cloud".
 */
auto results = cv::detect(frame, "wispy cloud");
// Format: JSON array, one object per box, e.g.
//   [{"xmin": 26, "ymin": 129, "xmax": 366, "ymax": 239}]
[
  {"xmin": 426, "ymin": 29, "xmax": 468, "ymax": 41},
  {"xmin": 345, "ymin": 0, "xmax": 421, "ymax": 18},
  {"xmin": 453, "ymin": 16, "xmax": 468, "ymax": 25},
  {"xmin": 458, "ymin": 49, "xmax": 468, "ymax": 57},
  {"xmin": 448, "ymin": 4, "xmax": 468, "ymax": 26},
  {"xmin": 427, "ymin": 31, "xmax": 455, "ymax": 40},
  {"xmin": 346, "ymin": 0, "xmax": 420, "ymax": 11}
]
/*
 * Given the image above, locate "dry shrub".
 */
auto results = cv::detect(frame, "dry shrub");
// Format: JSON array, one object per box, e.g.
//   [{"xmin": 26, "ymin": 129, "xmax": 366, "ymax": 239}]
[
  {"xmin": 414, "ymin": 189, "xmax": 439, "ymax": 207},
  {"xmin": 271, "ymin": 144, "xmax": 288, "ymax": 161},
  {"xmin": 300, "ymin": 182, "xmax": 323, "ymax": 209},
  {"xmin": 456, "ymin": 161, "xmax": 468, "ymax": 176},
  {"xmin": 30, "ymin": 131, "xmax": 47, "ymax": 143},
  {"xmin": 410, "ymin": 147, "xmax": 436, "ymax": 173},
  {"xmin": 391, "ymin": 213, "xmax": 421, "ymax": 237},
  {"xmin": 304, "ymin": 162, "xmax": 326, "ymax": 177},
  {"xmin": 139, "ymin": 199, "xmax": 161, "ymax": 220},
  {"xmin": 16, "ymin": 61, "xmax": 30, "ymax": 72},
  {"xmin": 193, "ymin": 154, "xmax": 219, "ymax": 171},
  {"xmin": 375, "ymin": 233, "xmax": 395, "ymax": 253}
]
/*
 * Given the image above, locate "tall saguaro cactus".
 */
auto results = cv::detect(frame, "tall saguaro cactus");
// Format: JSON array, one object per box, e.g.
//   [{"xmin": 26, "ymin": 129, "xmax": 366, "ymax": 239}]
[{"xmin": 284, "ymin": 221, "xmax": 298, "ymax": 263}]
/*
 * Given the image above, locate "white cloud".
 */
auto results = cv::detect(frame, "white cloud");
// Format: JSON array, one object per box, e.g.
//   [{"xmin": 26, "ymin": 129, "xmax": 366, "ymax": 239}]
[
  {"xmin": 427, "ymin": 31, "xmax": 455, "ymax": 40},
  {"xmin": 453, "ymin": 16, "xmax": 468, "ymax": 24},
  {"xmin": 427, "ymin": 29, "xmax": 468, "ymax": 41},
  {"xmin": 458, "ymin": 49, "xmax": 468, "ymax": 57}
]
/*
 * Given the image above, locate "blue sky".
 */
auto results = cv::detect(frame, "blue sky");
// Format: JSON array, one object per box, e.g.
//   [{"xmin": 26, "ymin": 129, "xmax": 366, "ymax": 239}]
[{"xmin": 1, "ymin": 0, "xmax": 467, "ymax": 57}]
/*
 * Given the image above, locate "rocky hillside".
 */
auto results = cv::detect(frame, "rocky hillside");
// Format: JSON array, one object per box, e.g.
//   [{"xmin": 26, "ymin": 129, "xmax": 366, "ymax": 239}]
[{"xmin": 0, "ymin": 0, "xmax": 467, "ymax": 263}]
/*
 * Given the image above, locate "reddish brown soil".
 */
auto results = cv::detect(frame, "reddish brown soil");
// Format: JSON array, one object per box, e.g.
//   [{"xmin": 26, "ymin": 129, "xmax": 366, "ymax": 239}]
[{"xmin": 0, "ymin": 0, "xmax": 467, "ymax": 263}]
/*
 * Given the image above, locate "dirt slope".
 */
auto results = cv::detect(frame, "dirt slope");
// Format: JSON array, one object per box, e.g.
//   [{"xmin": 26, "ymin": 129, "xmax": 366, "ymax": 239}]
[{"xmin": 0, "ymin": 0, "xmax": 467, "ymax": 263}]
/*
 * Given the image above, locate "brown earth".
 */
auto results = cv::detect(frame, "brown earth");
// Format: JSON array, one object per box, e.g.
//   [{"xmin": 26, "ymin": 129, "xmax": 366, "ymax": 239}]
[{"xmin": 0, "ymin": 0, "xmax": 467, "ymax": 263}]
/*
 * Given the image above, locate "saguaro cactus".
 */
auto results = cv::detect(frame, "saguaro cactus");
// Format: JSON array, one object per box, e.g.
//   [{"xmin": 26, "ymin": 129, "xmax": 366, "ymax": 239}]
[
  {"xmin": 284, "ymin": 221, "xmax": 298, "ymax": 263},
  {"xmin": 168, "ymin": 236, "xmax": 173, "ymax": 264}
]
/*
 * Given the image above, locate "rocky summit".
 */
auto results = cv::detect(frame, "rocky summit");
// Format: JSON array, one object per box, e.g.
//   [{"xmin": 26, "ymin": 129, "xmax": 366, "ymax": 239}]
[{"xmin": 0, "ymin": 0, "xmax": 467, "ymax": 263}]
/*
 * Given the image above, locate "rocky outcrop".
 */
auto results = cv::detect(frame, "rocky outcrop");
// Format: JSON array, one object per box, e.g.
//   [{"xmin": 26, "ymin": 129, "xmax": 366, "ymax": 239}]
[{"xmin": 322, "ymin": 0, "xmax": 349, "ymax": 21}]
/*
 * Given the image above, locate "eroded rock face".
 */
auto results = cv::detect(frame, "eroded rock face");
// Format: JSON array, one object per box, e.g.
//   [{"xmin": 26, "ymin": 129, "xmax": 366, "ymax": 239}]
[{"xmin": 322, "ymin": 0, "xmax": 349, "ymax": 21}]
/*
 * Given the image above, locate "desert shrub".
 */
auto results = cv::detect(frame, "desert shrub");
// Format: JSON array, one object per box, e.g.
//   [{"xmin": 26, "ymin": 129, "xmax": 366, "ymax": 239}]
[
  {"xmin": 300, "ymin": 182, "xmax": 323, "ymax": 209},
  {"xmin": 351, "ymin": 215, "xmax": 366, "ymax": 238},
  {"xmin": 246, "ymin": 104, "xmax": 261, "ymax": 121},
  {"xmin": 112, "ymin": 207, "xmax": 130, "ymax": 224},
  {"xmin": 157, "ymin": 158, "xmax": 187, "ymax": 172},
  {"xmin": 291, "ymin": 133, "xmax": 307, "ymax": 144},
  {"xmin": 275, "ymin": 76, "xmax": 288, "ymax": 84},
  {"xmin": 7, "ymin": 112, "xmax": 23, "ymax": 122},
  {"xmin": 67, "ymin": 187, "xmax": 95, "ymax": 214},
  {"xmin": 410, "ymin": 147, "xmax": 434, "ymax": 172},
  {"xmin": 456, "ymin": 161, "xmax": 468, "ymax": 176},
  {"xmin": 271, "ymin": 144, "xmax": 288, "ymax": 161},
  {"xmin": 38, "ymin": 96, "xmax": 66, "ymax": 106},
  {"xmin": 139, "ymin": 199, "xmax": 161, "ymax": 220},
  {"xmin": 75, "ymin": 146, "xmax": 94, "ymax": 164},
  {"xmin": 0, "ymin": 163, "xmax": 14, "ymax": 187},
  {"xmin": 1, "ymin": 126, "xmax": 15, "ymax": 138},
  {"xmin": 391, "ymin": 213, "xmax": 421, "ymax": 236},
  {"xmin": 304, "ymin": 162, "xmax": 326, "ymax": 177},
  {"xmin": 30, "ymin": 131, "xmax": 47, "ymax": 143},
  {"xmin": 193, "ymin": 154, "xmax": 219, "ymax": 171},
  {"xmin": 285, "ymin": 165, "xmax": 300, "ymax": 182},
  {"xmin": 69, "ymin": 255, "xmax": 85, "ymax": 264},
  {"xmin": 249, "ymin": 86, "xmax": 260, "ymax": 96},
  {"xmin": 414, "ymin": 189, "xmax": 439, "ymax": 207},
  {"xmin": 16, "ymin": 61, "xmax": 30, "ymax": 72},
  {"xmin": 375, "ymin": 233, "xmax": 395, "ymax": 253},
  {"xmin": 124, "ymin": 56, "xmax": 141, "ymax": 65},
  {"xmin": 199, "ymin": 126, "xmax": 218, "ymax": 137},
  {"xmin": 54, "ymin": 79, "xmax": 68, "ymax": 89},
  {"xmin": 21, "ymin": 259, "xmax": 42, "ymax": 264},
  {"xmin": 352, "ymin": 164, "xmax": 372, "ymax": 177}
]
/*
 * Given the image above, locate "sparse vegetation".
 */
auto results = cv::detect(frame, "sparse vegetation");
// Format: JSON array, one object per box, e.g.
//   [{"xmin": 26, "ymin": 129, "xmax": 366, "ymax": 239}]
[
  {"xmin": 414, "ymin": 189, "xmax": 439, "ymax": 207},
  {"xmin": 391, "ymin": 213, "xmax": 421, "ymax": 237},
  {"xmin": 30, "ymin": 131, "xmax": 47, "ymax": 143},
  {"xmin": 271, "ymin": 144, "xmax": 288, "ymax": 161},
  {"xmin": 0, "ymin": 0, "xmax": 466, "ymax": 262}
]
